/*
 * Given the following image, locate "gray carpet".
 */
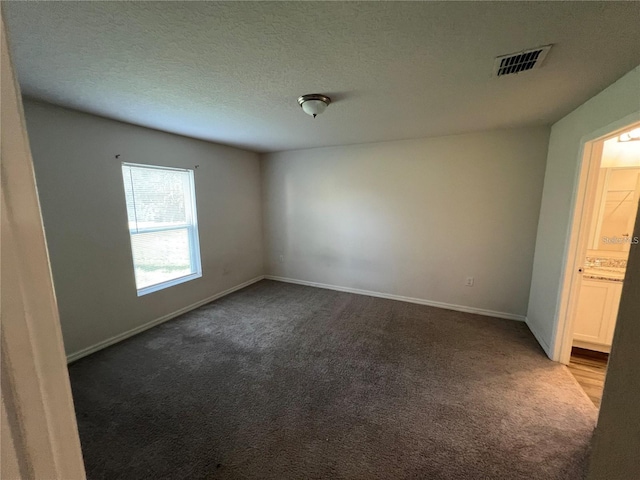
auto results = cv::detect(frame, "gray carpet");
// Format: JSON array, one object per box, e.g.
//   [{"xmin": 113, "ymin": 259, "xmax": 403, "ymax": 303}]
[{"xmin": 69, "ymin": 280, "xmax": 597, "ymax": 479}]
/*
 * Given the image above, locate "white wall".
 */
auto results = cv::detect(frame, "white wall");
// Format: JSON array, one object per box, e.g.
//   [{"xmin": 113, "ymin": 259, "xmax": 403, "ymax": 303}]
[
  {"xmin": 262, "ymin": 127, "xmax": 550, "ymax": 318},
  {"xmin": 23, "ymin": 100, "xmax": 264, "ymax": 359},
  {"xmin": 527, "ymin": 65, "xmax": 640, "ymax": 358}
]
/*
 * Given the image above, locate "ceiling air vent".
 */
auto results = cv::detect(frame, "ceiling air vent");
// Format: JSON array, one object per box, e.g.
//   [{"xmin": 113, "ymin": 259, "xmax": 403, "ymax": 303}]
[{"xmin": 493, "ymin": 45, "xmax": 552, "ymax": 77}]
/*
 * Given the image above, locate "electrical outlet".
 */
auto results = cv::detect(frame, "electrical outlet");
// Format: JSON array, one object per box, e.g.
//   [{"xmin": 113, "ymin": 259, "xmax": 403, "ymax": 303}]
[
  {"xmin": 279, "ymin": 255, "xmax": 284, "ymax": 263},
  {"xmin": 465, "ymin": 277, "xmax": 474, "ymax": 287}
]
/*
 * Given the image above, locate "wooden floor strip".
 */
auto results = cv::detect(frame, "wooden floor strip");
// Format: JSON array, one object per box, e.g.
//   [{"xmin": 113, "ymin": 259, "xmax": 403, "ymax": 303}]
[{"xmin": 568, "ymin": 347, "xmax": 608, "ymax": 408}]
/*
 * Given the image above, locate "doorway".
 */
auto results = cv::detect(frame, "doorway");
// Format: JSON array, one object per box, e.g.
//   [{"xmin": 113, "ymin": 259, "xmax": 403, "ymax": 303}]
[{"xmin": 558, "ymin": 122, "xmax": 640, "ymax": 408}]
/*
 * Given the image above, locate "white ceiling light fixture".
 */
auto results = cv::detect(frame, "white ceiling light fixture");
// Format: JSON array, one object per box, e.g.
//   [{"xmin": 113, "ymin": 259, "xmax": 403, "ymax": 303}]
[
  {"xmin": 619, "ymin": 127, "xmax": 640, "ymax": 142},
  {"xmin": 298, "ymin": 94, "xmax": 331, "ymax": 118}
]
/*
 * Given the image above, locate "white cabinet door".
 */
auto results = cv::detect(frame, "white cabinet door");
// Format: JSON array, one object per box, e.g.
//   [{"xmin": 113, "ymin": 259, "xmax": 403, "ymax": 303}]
[
  {"xmin": 605, "ymin": 282, "xmax": 624, "ymax": 345},
  {"xmin": 573, "ymin": 280, "xmax": 612, "ymax": 344}
]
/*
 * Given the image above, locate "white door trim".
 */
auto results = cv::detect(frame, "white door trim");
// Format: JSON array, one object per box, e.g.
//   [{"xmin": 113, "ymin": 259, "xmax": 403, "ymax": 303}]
[
  {"xmin": 1, "ymin": 13, "xmax": 86, "ymax": 479},
  {"xmin": 552, "ymin": 112, "xmax": 640, "ymax": 364}
]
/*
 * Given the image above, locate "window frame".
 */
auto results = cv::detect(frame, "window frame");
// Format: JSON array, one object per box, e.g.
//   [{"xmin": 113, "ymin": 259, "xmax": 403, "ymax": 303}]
[{"xmin": 121, "ymin": 162, "xmax": 202, "ymax": 296}]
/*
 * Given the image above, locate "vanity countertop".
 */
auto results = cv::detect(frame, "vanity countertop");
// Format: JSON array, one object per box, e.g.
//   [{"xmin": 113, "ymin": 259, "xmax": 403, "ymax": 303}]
[{"xmin": 583, "ymin": 266, "xmax": 625, "ymax": 282}]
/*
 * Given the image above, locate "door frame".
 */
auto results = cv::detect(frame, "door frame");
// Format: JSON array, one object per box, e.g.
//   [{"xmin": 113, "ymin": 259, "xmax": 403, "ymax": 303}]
[
  {"xmin": 1, "ymin": 11, "xmax": 86, "ymax": 479},
  {"xmin": 554, "ymin": 113, "xmax": 640, "ymax": 364}
]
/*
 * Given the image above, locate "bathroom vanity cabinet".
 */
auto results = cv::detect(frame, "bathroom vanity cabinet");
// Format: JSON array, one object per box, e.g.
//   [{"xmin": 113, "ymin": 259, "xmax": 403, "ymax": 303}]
[{"xmin": 573, "ymin": 277, "xmax": 623, "ymax": 352}]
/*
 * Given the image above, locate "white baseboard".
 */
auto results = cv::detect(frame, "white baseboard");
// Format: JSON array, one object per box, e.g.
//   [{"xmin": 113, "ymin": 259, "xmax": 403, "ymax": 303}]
[
  {"xmin": 66, "ymin": 275, "xmax": 265, "ymax": 363},
  {"xmin": 525, "ymin": 316, "xmax": 552, "ymax": 357},
  {"xmin": 265, "ymin": 275, "xmax": 526, "ymax": 322}
]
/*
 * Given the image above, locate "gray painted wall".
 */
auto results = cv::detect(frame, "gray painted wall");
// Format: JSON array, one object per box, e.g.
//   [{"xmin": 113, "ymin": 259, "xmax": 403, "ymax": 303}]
[
  {"xmin": 588, "ymin": 205, "xmax": 640, "ymax": 479},
  {"xmin": 262, "ymin": 127, "xmax": 550, "ymax": 317},
  {"xmin": 23, "ymin": 100, "xmax": 264, "ymax": 358}
]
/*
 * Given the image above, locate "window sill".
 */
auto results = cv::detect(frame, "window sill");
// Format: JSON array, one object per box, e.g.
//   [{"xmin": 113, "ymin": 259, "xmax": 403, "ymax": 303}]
[{"xmin": 136, "ymin": 272, "xmax": 202, "ymax": 297}]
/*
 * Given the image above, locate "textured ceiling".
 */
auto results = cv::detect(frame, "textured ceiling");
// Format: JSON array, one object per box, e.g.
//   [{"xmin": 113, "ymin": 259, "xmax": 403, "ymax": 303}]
[{"xmin": 4, "ymin": 1, "xmax": 640, "ymax": 153}]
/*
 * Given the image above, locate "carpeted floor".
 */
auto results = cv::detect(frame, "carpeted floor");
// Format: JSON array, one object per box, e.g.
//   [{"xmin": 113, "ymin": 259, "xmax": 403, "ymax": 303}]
[{"xmin": 69, "ymin": 280, "xmax": 597, "ymax": 479}]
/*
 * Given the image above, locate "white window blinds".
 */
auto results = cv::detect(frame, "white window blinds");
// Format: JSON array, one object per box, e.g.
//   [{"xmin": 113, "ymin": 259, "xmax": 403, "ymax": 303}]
[{"xmin": 121, "ymin": 163, "xmax": 202, "ymax": 295}]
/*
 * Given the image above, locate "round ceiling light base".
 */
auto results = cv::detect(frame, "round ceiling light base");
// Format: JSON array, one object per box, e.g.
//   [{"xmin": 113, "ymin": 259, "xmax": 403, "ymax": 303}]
[{"xmin": 298, "ymin": 94, "xmax": 331, "ymax": 118}]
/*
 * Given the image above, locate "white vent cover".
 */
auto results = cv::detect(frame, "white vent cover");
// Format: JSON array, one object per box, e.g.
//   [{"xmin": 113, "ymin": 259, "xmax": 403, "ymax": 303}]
[{"xmin": 493, "ymin": 45, "xmax": 552, "ymax": 77}]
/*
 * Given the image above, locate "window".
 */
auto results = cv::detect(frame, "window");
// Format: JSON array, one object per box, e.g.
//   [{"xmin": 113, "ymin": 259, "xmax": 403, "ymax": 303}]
[{"xmin": 121, "ymin": 163, "xmax": 202, "ymax": 296}]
